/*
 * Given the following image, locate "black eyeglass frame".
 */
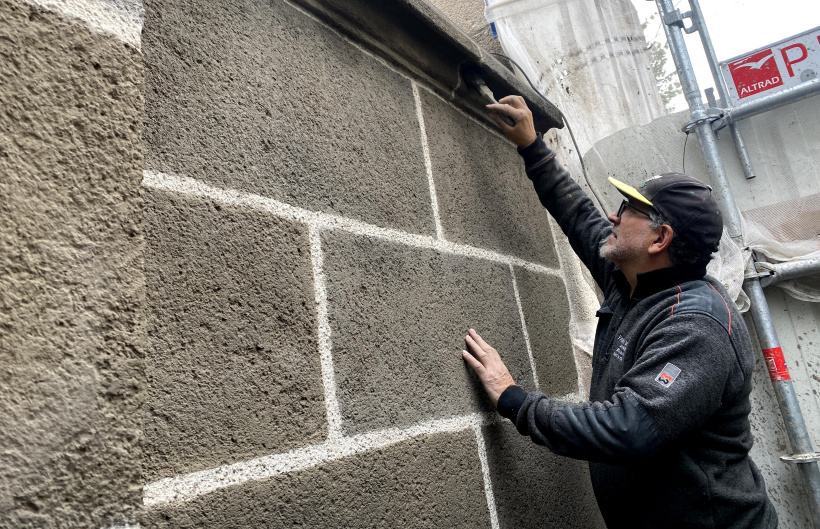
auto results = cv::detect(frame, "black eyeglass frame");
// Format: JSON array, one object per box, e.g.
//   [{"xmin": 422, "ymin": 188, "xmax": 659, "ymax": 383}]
[
  {"xmin": 616, "ymin": 200, "xmax": 672, "ymax": 229},
  {"xmin": 616, "ymin": 199, "xmax": 656, "ymax": 220}
]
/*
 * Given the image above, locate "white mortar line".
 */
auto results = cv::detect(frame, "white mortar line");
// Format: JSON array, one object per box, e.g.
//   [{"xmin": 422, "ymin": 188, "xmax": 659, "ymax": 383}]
[
  {"xmin": 23, "ymin": 0, "xmax": 141, "ymax": 49},
  {"xmin": 473, "ymin": 416, "xmax": 501, "ymax": 529},
  {"xmin": 142, "ymin": 171, "xmax": 563, "ymax": 279},
  {"xmin": 309, "ymin": 226, "xmax": 343, "ymax": 441},
  {"xmin": 412, "ymin": 80, "xmax": 445, "ymax": 240},
  {"xmin": 509, "ymin": 264, "xmax": 540, "ymax": 390},
  {"xmin": 143, "ymin": 413, "xmax": 492, "ymax": 507}
]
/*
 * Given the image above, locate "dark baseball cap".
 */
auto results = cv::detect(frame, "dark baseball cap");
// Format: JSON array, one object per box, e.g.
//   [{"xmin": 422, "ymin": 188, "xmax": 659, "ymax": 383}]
[{"xmin": 608, "ymin": 173, "xmax": 723, "ymax": 253}]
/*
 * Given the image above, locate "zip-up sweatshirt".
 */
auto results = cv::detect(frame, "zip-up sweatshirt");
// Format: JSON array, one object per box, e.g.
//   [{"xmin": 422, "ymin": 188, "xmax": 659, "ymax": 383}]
[{"xmin": 497, "ymin": 134, "xmax": 777, "ymax": 529}]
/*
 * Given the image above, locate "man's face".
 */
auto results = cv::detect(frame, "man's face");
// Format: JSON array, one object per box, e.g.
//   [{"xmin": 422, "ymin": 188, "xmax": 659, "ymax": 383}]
[{"xmin": 599, "ymin": 199, "xmax": 658, "ymax": 268}]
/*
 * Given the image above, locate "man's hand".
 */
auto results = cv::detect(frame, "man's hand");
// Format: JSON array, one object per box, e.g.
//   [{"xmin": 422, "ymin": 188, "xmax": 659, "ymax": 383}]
[
  {"xmin": 486, "ymin": 95, "xmax": 537, "ymax": 148},
  {"xmin": 462, "ymin": 329, "xmax": 516, "ymax": 407}
]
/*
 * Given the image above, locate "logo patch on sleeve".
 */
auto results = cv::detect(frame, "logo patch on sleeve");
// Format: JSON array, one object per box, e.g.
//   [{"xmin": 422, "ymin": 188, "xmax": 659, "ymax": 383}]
[{"xmin": 655, "ymin": 363, "xmax": 681, "ymax": 388}]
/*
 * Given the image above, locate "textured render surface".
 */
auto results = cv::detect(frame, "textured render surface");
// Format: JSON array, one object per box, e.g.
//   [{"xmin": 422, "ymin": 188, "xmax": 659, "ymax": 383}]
[
  {"xmin": 144, "ymin": 431, "xmax": 491, "ymax": 528},
  {"xmin": 143, "ymin": 0, "xmax": 435, "ymax": 235},
  {"xmin": 23, "ymin": 0, "xmax": 143, "ymax": 49},
  {"xmin": 514, "ymin": 267, "xmax": 577, "ymax": 396},
  {"xmin": 143, "ymin": 189, "xmax": 325, "ymax": 480},
  {"xmin": 292, "ymin": 0, "xmax": 474, "ymax": 93},
  {"xmin": 428, "ymin": 0, "xmax": 503, "ymax": 54},
  {"xmin": 483, "ymin": 421, "xmax": 606, "ymax": 529},
  {"xmin": 0, "ymin": 0, "xmax": 145, "ymax": 526},
  {"xmin": 420, "ymin": 88, "xmax": 558, "ymax": 266},
  {"xmin": 322, "ymin": 230, "xmax": 534, "ymax": 434}
]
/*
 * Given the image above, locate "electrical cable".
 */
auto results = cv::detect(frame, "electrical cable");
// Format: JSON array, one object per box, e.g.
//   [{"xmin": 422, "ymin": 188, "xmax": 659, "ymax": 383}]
[
  {"xmin": 682, "ymin": 131, "xmax": 689, "ymax": 173},
  {"xmin": 489, "ymin": 51, "xmax": 608, "ymax": 213}
]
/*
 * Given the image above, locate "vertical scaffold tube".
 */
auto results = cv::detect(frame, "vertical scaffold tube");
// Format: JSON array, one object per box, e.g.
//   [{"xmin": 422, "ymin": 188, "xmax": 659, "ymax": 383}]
[
  {"xmin": 654, "ymin": 0, "xmax": 743, "ymax": 241},
  {"xmin": 687, "ymin": 0, "xmax": 756, "ymax": 179},
  {"xmin": 745, "ymin": 279, "xmax": 820, "ymax": 525}
]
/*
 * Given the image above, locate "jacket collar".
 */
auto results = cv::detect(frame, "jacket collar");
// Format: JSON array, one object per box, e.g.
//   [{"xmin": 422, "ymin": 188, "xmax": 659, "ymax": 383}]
[{"xmin": 613, "ymin": 265, "xmax": 707, "ymax": 299}]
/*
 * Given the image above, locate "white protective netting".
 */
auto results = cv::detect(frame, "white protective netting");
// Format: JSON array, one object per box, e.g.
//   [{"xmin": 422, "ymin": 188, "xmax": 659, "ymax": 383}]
[
  {"xmin": 741, "ymin": 193, "xmax": 820, "ymax": 303},
  {"xmin": 708, "ymin": 228, "xmax": 751, "ymax": 312}
]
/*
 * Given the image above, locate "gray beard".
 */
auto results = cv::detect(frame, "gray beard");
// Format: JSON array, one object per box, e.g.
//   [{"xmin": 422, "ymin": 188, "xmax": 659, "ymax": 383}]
[
  {"xmin": 598, "ymin": 232, "xmax": 614, "ymax": 263},
  {"xmin": 598, "ymin": 231, "xmax": 634, "ymax": 269}
]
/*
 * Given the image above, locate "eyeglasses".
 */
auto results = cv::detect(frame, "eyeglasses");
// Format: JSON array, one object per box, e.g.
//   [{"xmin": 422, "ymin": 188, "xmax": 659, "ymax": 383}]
[{"xmin": 616, "ymin": 200, "xmax": 653, "ymax": 219}]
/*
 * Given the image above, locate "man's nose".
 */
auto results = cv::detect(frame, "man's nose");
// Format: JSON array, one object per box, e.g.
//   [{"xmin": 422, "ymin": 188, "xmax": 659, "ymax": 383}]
[{"xmin": 607, "ymin": 211, "xmax": 620, "ymax": 224}]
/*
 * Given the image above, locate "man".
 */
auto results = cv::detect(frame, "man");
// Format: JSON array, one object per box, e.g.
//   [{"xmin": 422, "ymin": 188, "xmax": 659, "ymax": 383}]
[{"xmin": 462, "ymin": 96, "xmax": 777, "ymax": 528}]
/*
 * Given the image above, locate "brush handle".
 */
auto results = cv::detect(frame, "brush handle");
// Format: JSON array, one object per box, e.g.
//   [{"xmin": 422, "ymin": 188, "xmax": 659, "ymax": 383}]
[{"xmin": 478, "ymin": 86, "xmax": 516, "ymax": 127}]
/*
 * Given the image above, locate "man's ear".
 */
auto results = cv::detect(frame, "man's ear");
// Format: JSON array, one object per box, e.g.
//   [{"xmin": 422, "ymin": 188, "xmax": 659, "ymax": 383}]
[{"xmin": 648, "ymin": 224, "xmax": 674, "ymax": 255}]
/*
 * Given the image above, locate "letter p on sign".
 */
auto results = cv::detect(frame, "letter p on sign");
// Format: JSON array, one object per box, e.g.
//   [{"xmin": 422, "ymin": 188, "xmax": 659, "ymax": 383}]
[
  {"xmin": 781, "ymin": 43, "xmax": 808, "ymax": 77},
  {"xmin": 720, "ymin": 26, "xmax": 820, "ymax": 105}
]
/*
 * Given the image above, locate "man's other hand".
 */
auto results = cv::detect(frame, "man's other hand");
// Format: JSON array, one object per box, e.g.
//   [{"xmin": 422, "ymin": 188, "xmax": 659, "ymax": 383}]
[
  {"xmin": 486, "ymin": 95, "xmax": 537, "ymax": 148},
  {"xmin": 462, "ymin": 329, "xmax": 516, "ymax": 407}
]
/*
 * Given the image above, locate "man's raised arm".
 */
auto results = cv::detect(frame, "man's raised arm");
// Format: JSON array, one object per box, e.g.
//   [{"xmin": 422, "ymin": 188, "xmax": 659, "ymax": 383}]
[{"xmin": 486, "ymin": 96, "xmax": 614, "ymax": 290}]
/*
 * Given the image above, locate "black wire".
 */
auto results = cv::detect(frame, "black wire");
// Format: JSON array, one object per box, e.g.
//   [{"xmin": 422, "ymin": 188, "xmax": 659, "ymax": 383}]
[
  {"xmin": 682, "ymin": 132, "xmax": 689, "ymax": 173},
  {"xmin": 489, "ymin": 51, "xmax": 607, "ymax": 213}
]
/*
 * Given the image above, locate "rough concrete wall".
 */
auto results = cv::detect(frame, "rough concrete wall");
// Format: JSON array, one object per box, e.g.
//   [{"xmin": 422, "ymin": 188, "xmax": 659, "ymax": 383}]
[
  {"xmin": 0, "ymin": 0, "xmax": 604, "ymax": 525},
  {"xmin": 0, "ymin": 0, "xmax": 145, "ymax": 527},
  {"xmin": 583, "ymin": 98, "xmax": 820, "ymax": 528},
  {"xmin": 140, "ymin": 0, "xmax": 603, "ymax": 527}
]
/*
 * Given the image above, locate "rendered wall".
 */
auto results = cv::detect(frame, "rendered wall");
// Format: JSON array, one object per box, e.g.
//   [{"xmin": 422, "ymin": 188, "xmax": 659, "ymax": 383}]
[
  {"xmin": 0, "ymin": 0, "xmax": 607, "ymax": 527},
  {"xmin": 584, "ymin": 98, "xmax": 820, "ymax": 528},
  {"xmin": 0, "ymin": 0, "xmax": 145, "ymax": 527},
  {"xmin": 139, "ymin": 1, "xmax": 605, "ymax": 527}
]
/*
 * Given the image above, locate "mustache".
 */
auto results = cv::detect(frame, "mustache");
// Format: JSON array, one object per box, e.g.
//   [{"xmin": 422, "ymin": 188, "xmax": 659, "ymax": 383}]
[{"xmin": 599, "ymin": 228, "xmax": 614, "ymax": 248}]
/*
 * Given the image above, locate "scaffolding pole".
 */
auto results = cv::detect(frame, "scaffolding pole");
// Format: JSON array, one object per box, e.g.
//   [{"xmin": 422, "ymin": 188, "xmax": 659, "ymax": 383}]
[
  {"xmin": 687, "ymin": 0, "xmax": 756, "ymax": 179},
  {"xmin": 655, "ymin": 0, "xmax": 820, "ymax": 525},
  {"xmin": 759, "ymin": 259, "xmax": 820, "ymax": 288},
  {"xmin": 712, "ymin": 77, "xmax": 820, "ymax": 132}
]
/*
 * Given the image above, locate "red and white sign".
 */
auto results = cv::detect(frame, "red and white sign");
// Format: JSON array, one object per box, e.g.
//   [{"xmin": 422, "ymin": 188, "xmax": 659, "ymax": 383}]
[{"xmin": 720, "ymin": 26, "xmax": 820, "ymax": 105}]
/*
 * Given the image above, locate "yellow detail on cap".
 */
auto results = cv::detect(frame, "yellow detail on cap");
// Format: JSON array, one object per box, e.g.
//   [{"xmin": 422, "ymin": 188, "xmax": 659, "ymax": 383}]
[{"xmin": 608, "ymin": 177, "xmax": 654, "ymax": 207}]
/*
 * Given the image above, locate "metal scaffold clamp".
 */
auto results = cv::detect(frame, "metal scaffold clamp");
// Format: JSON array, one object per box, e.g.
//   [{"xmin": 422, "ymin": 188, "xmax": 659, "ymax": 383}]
[
  {"xmin": 680, "ymin": 108, "xmax": 723, "ymax": 134},
  {"xmin": 781, "ymin": 453, "xmax": 820, "ymax": 464},
  {"xmin": 662, "ymin": 9, "xmax": 698, "ymax": 34},
  {"xmin": 745, "ymin": 261, "xmax": 776, "ymax": 281}
]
